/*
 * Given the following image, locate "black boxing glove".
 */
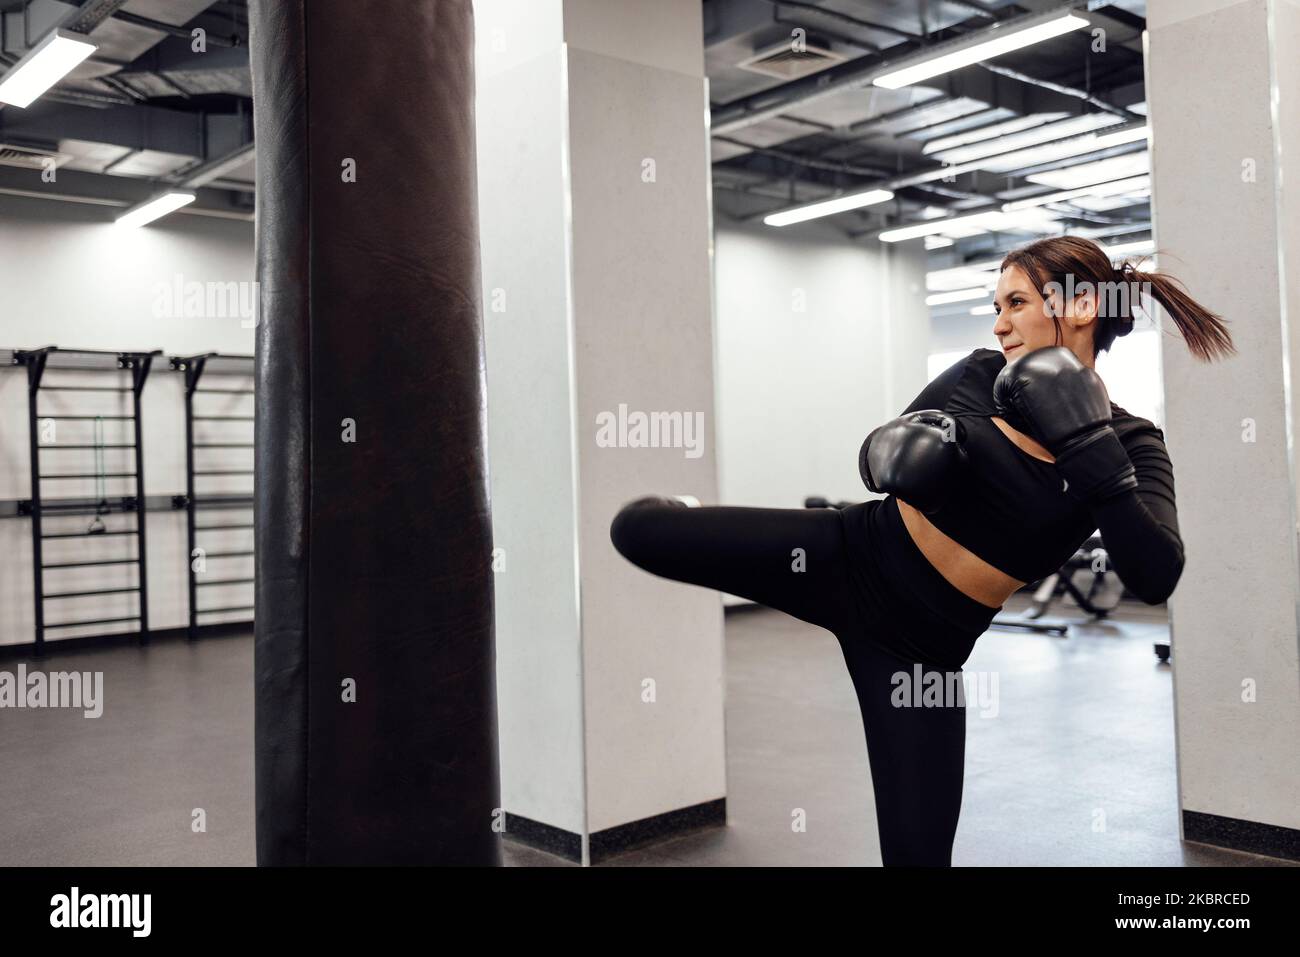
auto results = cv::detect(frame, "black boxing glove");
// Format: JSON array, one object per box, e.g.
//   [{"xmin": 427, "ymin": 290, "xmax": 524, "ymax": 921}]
[
  {"xmin": 858, "ymin": 410, "xmax": 968, "ymax": 515},
  {"xmin": 992, "ymin": 346, "xmax": 1138, "ymax": 504}
]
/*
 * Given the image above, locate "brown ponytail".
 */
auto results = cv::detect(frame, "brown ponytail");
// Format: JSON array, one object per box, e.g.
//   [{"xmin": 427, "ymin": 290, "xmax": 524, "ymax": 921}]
[
  {"xmin": 1115, "ymin": 257, "xmax": 1236, "ymax": 362},
  {"xmin": 1000, "ymin": 236, "xmax": 1236, "ymax": 362}
]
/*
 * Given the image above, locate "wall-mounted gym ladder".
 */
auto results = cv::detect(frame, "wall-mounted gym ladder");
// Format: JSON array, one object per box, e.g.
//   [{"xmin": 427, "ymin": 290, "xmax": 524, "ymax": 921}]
[
  {"xmin": 171, "ymin": 353, "xmax": 255, "ymax": 639},
  {"xmin": 13, "ymin": 347, "xmax": 159, "ymax": 656}
]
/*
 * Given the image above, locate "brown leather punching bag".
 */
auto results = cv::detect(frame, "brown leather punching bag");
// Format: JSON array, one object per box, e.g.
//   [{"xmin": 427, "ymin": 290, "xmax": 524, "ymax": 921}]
[{"xmin": 249, "ymin": 0, "xmax": 500, "ymax": 865}]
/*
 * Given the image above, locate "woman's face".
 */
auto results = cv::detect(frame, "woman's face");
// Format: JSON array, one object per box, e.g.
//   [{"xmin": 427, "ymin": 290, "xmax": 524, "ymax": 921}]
[{"xmin": 992, "ymin": 264, "xmax": 1096, "ymax": 366}]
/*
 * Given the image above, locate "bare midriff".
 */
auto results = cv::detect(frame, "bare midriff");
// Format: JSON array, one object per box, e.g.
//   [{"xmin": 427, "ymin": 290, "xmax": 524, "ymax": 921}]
[{"xmin": 893, "ymin": 416, "xmax": 1055, "ymax": 610}]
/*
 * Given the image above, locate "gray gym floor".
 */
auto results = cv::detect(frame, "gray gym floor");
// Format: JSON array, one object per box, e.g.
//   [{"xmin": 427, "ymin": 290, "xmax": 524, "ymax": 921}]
[{"xmin": 0, "ymin": 598, "xmax": 1292, "ymax": 867}]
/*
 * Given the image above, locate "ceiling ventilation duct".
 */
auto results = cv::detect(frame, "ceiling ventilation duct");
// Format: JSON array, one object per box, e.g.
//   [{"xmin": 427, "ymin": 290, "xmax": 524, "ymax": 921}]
[
  {"xmin": 737, "ymin": 37, "xmax": 844, "ymax": 81},
  {"xmin": 0, "ymin": 141, "xmax": 72, "ymax": 170}
]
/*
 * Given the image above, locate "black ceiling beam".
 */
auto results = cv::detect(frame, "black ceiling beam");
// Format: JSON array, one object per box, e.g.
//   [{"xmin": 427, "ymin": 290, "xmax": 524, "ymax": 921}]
[
  {"xmin": 0, "ymin": 162, "xmax": 252, "ymax": 212},
  {"xmin": 0, "ymin": 99, "xmax": 205, "ymax": 157}
]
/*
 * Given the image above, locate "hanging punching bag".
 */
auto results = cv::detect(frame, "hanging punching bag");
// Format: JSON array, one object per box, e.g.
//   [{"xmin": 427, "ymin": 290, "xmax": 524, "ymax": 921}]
[{"xmin": 249, "ymin": 0, "xmax": 501, "ymax": 865}]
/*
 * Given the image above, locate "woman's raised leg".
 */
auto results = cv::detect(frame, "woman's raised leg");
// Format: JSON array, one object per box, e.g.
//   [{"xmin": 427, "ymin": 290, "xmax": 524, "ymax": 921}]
[
  {"xmin": 610, "ymin": 496, "xmax": 860, "ymax": 637},
  {"xmin": 611, "ymin": 495, "xmax": 968, "ymax": 867}
]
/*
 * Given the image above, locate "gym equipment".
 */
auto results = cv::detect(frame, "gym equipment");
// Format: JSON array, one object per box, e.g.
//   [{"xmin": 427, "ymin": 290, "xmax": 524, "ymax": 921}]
[
  {"xmin": 990, "ymin": 534, "xmax": 1121, "ymax": 635},
  {"xmin": 804, "ymin": 496, "xmax": 852, "ymax": 509},
  {"xmin": 12, "ymin": 346, "xmax": 159, "ymax": 655},
  {"xmin": 170, "ymin": 353, "xmax": 255, "ymax": 639},
  {"xmin": 250, "ymin": 0, "xmax": 500, "ymax": 866}
]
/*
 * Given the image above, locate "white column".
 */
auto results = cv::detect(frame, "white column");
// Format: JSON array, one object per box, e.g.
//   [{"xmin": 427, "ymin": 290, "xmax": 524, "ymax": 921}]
[
  {"xmin": 1147, "ymin": 0, "xmax": 1300, "ymax": 855},
  {"xmin": 475, "ymin": 0, "xmax": 723, "ymax": 862}
]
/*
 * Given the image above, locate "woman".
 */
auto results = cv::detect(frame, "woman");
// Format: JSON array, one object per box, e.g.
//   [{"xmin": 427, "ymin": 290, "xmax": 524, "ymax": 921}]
[{"xmin": 608, "ymin": 235, "xmax": 1235, "ymax": 866}]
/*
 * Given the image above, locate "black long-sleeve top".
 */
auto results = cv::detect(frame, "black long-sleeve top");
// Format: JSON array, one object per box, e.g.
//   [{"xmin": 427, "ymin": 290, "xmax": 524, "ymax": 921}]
[{"xmin": 894, "ymin": 348, "xmax": 1185, "ymax": 604}]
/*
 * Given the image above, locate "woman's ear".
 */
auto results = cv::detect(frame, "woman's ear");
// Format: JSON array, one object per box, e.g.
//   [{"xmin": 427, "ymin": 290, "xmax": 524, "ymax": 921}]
[{"xmin": 1070, "ymin": 287, "xmax": 1099, "ymax": 327}]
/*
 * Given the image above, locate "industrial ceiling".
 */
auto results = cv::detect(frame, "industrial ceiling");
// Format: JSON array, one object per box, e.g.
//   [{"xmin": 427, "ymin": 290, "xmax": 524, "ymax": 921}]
[{"xmin": 0, "ymin": 0, "xmax": 1154, "ymax": 320}]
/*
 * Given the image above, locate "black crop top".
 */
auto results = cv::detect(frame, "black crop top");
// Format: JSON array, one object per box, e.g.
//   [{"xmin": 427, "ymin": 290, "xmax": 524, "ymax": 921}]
[{"xmin": 896, "ymin": 348, "xmax": 1185, "ymax": 603}]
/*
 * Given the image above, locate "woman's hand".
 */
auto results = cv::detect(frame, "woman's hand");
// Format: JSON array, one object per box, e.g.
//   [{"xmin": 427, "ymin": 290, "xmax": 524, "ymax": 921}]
[
  {"xmin": 859, "ymin": 410, "xmax": 968, "ymax": 515},
  {"xmin": 992, "ymin": 346, "xmax": 1138, "ymax": 503}
]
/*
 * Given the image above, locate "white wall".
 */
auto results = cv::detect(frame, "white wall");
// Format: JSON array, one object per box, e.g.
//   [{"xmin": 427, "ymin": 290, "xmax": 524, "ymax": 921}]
[
  {"xmin": 0, "ymin": 196, "xmax": 255, "ymax": 647},
  {"xmin": 713, "ymin": 219, "xmax": 930, "ymax": 509}
]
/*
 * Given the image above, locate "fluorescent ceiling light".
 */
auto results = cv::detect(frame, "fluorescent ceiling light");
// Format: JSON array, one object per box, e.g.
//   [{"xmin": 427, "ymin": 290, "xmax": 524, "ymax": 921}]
[
  {"xmin": 1100, "ymin": 239, "xmax": 1155, "ymax": 259},
  {"xmin": 882, "ymin": 210, "xmax": 1003, "ymax": 242},
  {"xmin": 924, "ymin": 235, "xmax": 954, "ymax": 249},
  {"xmin": 978, "ymin": 124, "xmax": 1148, "ymax": 175},
  {"xmin": 874, "ymin": 14, "xmax": 1089, "ymax": 90},
  {"xmin": 1026, "ymin": 150, "xmax": 1150, "ymax": 190},
  {"xmin": 1093, "ymin": 125, "xmax": 1150, "ymax": 149},
  {"xmin": 894, "ymin": 158, "xmax": 986, "ymax": 188},
  {"xmin": 927, "ymin": 267, "xmax": 999, "ymax": 293},
  {"xmin": 902, "ymin": 122, "xmax": 1147, "ymax": 188},
  {"xmin": 0, "ymin": 29, "xmax": 96, "ymax": 108},
  {"xmin": 763, "ymin": 188, "xmax": 893, "ymax": 227},
  {"xmin": 927, "ymin": 287, "xmax": 990, "ymax": 306},
  {"xmin": 940, "ymin": 222, "xmax": 999, "ymax": 240},
  {"xmin": 927, "ymin": 259, "xmax": 1005, "ymax": 292},
  {"xmin": 922, "ymin": 113, "xmax": 1068, "ymax": 155},
  {"xmin": 116, "ymin": 191, "xmax": 197, "ymax": 228},
  {"xmin": 880, "ymin": 207, "xmax": 1057, "ymax": 243},
  {"xmin": 1001, "ymin": 174, "xmax": 1151, "ymax": 212},
  {"xmin": 929, "ymin": 114, "xmax": 1121, "ymax": 166},
  {"xmin": 970, "ymin": 304, "xmax": 997, "ymax": 316}
]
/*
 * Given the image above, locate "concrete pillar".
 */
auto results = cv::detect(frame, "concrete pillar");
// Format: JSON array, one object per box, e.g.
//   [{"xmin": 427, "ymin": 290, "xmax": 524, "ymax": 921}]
[
  {"xmin": 1147, "ymin": 0, "xmax": 1300, "ymax": 858},
  {"xmin": 474, "ymin": 0, "xmax": 723, "ymax": 864}
]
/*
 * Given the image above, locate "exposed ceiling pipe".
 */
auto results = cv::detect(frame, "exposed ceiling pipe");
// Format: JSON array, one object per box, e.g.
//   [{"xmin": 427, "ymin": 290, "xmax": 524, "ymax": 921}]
[
  {"xmin": 99, "ymin": 73, "xmax": 148, "ymax": 102},
  {"xmin": 976, "ymin": 62, "xmax": 1142, "ymax": 121},
  {"xmin": 152, "ymin": 71, "xmax": 193, "ymax": 99},
  {"xmin": 36, "ymin": 86, "xmax": 133, "ymax": 107},
  {"xmin": 61, "ymin": 0, "xmax": 133, "ymax": 35},
  {"xmin": 170, "ymin": 141, "xmax": 254, "ymax": 188},
  {"xmin": 0, "ymin": 185, "xmax": 125, "ymax": 205},
  {"xmin": 110, "ymin": 9, "xmax": 242, "ymax": 48},
  {"xmin": 713, "ymin": 134, "xmax": 892, "ymax": 178},
  {"xmin": 205, "ymin": 177, "xmax": 254, "ymax": 194},
  {"xmin": 841, "ymin": 94, "xmax": 960, "ymax": 135},
  {"xmin": 0, "ymin": 183, "xmax": 253, "ymax": 220},
  {"xmin": 751, "ymin": 0, "xmax": 924, "ymax": 43},
  {"xmin": 711, "ymin": 1, "xmax": 1087, "ymax": 136},
  {"xmin": 942, "ymin": 0, "xmax": 1000, "ymax": 21}
]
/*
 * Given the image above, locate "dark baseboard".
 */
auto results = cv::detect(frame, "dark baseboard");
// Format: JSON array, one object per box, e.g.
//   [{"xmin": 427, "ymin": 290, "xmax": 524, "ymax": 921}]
[
  {"xmin": 502, "ymin": 813, "xmax": 583, "ymax": 862},
  {"xmin": 505, "ymin": 798, "xmax": 726, "ymax": 864},
  {"xmin": 1183, "ymin": 809, "xmax": 1300, "ymax": 862},
  {"xmin": 0, "ymin": 621, "xmax": 252, "ymax": 661},
  {"xmin": 590, "ymin": 797, "xmax": 725, "ymax": 863}
]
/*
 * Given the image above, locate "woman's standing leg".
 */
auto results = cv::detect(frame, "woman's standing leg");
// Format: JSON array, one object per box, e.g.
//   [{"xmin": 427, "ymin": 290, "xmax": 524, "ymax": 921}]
[{"xmin": 841, "ymin": 636, "xmax": 968, "ymax": 866}]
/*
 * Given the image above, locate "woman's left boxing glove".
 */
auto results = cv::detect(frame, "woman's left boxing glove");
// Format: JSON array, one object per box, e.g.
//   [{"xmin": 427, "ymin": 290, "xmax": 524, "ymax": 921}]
[
  {"xmin": 859, "ymin": 410, "xmax": 969, "ymax": 515},
  {"xmin": 993, "ymin": 345, "xmax": 1138, "ymax": 503}
]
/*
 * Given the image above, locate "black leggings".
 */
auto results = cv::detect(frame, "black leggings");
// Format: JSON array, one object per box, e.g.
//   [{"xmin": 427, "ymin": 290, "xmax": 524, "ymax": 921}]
[{"xmin": 609, "ymin": 494, "xmax": 1001, "ymax": 866}]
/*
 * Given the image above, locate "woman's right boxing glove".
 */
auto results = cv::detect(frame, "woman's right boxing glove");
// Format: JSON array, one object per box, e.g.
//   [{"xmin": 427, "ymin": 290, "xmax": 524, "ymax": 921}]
[{"xmin": 858, "ymin": 410, "xmax": 968, "ymax": 515}]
